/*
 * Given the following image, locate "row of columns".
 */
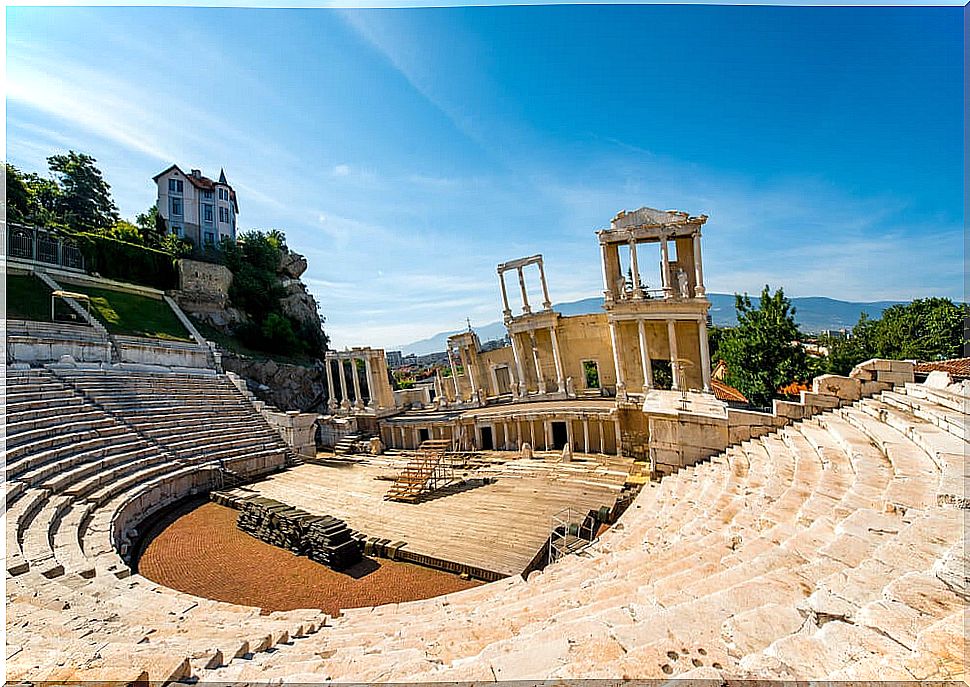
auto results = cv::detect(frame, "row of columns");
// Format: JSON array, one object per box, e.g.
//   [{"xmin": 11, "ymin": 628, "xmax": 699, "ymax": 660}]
[
  {"xmin": 390, "ymin": 417, "xmax": 622, "ymax": 454},
  {"xmin": 325, "ymin": 351, "xmax": 384, "ymax": 411},
  {"xmin": 611, "ymin": 231, "xmax": 706, "ymax": 301},
  {"xmin": 447, "ymin": 341, "xmax": 483, "ymax": 403},
  {"xmin": 498, "ymin": 257, "xmax": 552, "ymax": 318},
  {"xmin": 611, "ymin": 315, "xmax": 711, "ymax": 395},
  {"xmin": 509, "ymin": 326, "xmax": 565, "ymax": 396},
  {"xmin": 486, "ymin": 416, "xmax": 621, "ymax": 454}
]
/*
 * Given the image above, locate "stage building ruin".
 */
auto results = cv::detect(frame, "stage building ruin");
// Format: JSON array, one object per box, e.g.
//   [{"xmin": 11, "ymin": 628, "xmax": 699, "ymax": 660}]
[{"xmin": 317, "ymin": 206, "xmax": 729, "ymax": 474}]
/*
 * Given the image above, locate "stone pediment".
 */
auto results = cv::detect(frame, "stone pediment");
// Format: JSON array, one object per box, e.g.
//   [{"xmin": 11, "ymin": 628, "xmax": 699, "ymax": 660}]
[{"xmin": 611, "ymin": 206, "xmax": 695, "ymax": 230}]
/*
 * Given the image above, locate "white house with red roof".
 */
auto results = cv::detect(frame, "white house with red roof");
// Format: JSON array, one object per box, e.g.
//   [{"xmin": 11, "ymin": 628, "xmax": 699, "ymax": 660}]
[{"xmin": 153, "ymin": 165, "xmax": 238, "ymax": 247}]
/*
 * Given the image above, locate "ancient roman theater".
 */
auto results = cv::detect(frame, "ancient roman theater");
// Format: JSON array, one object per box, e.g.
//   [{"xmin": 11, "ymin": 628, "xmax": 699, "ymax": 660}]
[{"xmin": 4, "ymin": 207, "xmax": 967, "ymax": 683}]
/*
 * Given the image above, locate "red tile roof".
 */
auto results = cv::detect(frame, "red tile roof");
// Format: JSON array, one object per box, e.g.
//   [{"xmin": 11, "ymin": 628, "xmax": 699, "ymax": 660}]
[
  {"xmin": 914, "ymin": 357, "xmax": 970, "ymax": 380},
  {"xmin": 712, "ymin": 378, "xmax": 748, "ymax": 404}
]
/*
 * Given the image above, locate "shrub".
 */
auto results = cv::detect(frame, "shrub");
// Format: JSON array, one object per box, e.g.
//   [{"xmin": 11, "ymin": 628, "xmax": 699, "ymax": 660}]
[{"xmin": 73, "ymin": 232, "xmax": 177, "ymax": 290}]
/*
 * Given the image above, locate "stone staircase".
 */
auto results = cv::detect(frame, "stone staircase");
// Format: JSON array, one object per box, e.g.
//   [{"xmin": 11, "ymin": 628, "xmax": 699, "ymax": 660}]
[
  {"xmin": 4, "ymin": 366, "xmax": 320, "ymax": 684},
  {"xmin": 4, "ymin": 364, "xmax": 967, "ymax": 683},
  {"xmin": 333, "ymin": 432, "xmax": 362, "ymax": 456}
]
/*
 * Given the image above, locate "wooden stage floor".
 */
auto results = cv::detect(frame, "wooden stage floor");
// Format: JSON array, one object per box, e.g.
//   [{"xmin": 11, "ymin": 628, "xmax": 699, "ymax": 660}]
[{"xmin": 238, "ymin": 452, "xmax": 635, "ymax": 578}]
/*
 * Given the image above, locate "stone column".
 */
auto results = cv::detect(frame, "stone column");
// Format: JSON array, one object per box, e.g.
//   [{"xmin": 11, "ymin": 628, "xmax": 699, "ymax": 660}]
[
  {"xmin": 698, "ymin": 316, "xmax": 712, "ymax": 392},
  {"xmin": 692, "ymin": 232, "xmax": 705, "ymax": 296},
  {"xmin": 447, "ymin": 347, "xmax": 460, "ymax": 400},
  {"xmin": 667, "ymin": 319, "xmax": 680, "ymax": 390},
  {"xmin": 351, "ymin": 357, "xmax": 364, "ymax": 408},
  {"xmin": 463, "ymin": 347, "xmax": 478, "ymax": 398},
  {"xmin": 498, "ymin": 269, "xmax": 512, "ymax": 317},
  {"xmin": 628, "ymin": 238, "xmax": 643, "ymax": 299},
  {"xmin": 660, "ymin": 234, "xmax": 672, "ymax": 299},
  {"xmin": 325, "ymin": 357, "xmax": 337, "ymax": 410},
  {"xmin": 543, "ymin": 420, "xmax": 552, "ymax": 450},
  {"xmin": 530, "ymin": 331, "xmax": 546, "ymax": 394},
  {"xmin": 549, "ymin": 326, "xmax": 565, "ymax": 393},
  {"xmin": 609, "ymin": 320, "xmax": 625, "ymax": 397},
  {"xmin": 614, "ymin": 419, "xmax": 622, "ymax": 456},
  {"xmin": 600, "ymin": 243, "xmax": 613, "ymax": 301},
  {"xmin": 529, "ymin": 419, "xmax": 535, "ymax": 448},
  {"xmin": 599, "ymin": 419, "xmax": 606, "ymax": 454},
  {"xmin": 489, "ymin": 365, "xmax": 499, "ymax": 396},
  {"xmin": 363, "ymin": 355, "xmax": 375, "ymax": 407},
  {"xmin": 637, "ymin": 318, "xmax": 653, "ymax": 392},
  {"xmin": 517, "ymin": 267, "xmax": 531, "ymax": 314},
  {"xmin": 582, "ymin": 418, "xmax": 590, "ymax": 454},
  {"xmin": 338, "ymin": 357, "xmax": 349, "ymax": 407},
  {"xmin": 538, "ymin": 259, "xmax": 553, "ymax": 310},
  {"xmin": 510, "ymin": 334, "xmax": 526, "ymax": 396}
]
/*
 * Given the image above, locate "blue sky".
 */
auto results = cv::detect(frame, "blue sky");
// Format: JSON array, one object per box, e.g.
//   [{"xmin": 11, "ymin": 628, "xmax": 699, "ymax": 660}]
[{"xmin": 6, "ymin": 4, "xmax": 964, "ymax": 349}]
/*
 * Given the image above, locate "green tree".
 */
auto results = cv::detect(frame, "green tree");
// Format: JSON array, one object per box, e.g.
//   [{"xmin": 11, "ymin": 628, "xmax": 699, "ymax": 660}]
[
  {"xmin": 4, "ymin": 163, "xmax": 64, "ymax": 227},
  {"xmin": 823, "ymin": 298, "xmax": 968, "ymax": 374},
  {"xmin": 5, "ymin": 164, "xmax": 32, "ymax": 223},
  {"xmin": 223, "ymin": 231, "xmax": 285, "ymax": 319},
  {"xmin": 47, "ymin": 151, "xmax": 119, "ymax": 232},
  {"xmin": 707, "ymin": 324, "xmax": 728, "ymax": 364},
  {"xmin": 135, "ymin": 204, "xmax": 166, "ymax": 247},
  {"xmin": 718, "ymin": 285, "xmax": 811, "ymax": 407}
]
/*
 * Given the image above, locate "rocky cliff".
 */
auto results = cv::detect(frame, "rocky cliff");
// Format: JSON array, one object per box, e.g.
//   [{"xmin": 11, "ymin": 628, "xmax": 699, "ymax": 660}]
[
  {"xmin": 172, "ymin": 246, "xmax": 323, "ymax": 336},
  {"xmin": 222, "ymin": 354, "xmax": 330, "ymax": 413}
]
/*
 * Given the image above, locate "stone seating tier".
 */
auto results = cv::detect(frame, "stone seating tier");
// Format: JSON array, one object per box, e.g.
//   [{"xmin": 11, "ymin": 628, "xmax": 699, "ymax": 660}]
[{"xmin": 4, "ymin": 365, "xmax": 967, "ymax": 682}]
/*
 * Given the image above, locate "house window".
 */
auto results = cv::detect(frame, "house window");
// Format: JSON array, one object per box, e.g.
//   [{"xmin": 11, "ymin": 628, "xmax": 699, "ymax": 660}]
[
  {"xmin": 171, "ymin": 197, "xmax": 183, "ymax": 217},
  {"xmin": 172, "ymin": 225, "xmax": 184, "ymax": 238},
  {"xmin": 203, "ymin": 204, "xmax": 213, "ymax": 223},
  {"xmin": 204, "ymin": 231, "xmax": 215, "ymax": 246},
  {"xmin": 202, "ymin": 190, "xmax": 213, "ymax": 200},
  {"xmin": 219, "ymin": 207, "xmax": 229, "ymax": 223},
  {"xmin": 168, "ymin": 178, "xmax": 183, "ymax": 193},
  {"xmin": 217, "ymin": 188, "xmax": 226, "ymax": 201}
]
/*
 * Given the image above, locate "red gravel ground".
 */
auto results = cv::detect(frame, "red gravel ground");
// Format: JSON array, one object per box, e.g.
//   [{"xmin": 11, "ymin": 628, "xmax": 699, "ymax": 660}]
[{"xmin": 138, "ymin": 501, "xmax": 481, "ymax": 614}]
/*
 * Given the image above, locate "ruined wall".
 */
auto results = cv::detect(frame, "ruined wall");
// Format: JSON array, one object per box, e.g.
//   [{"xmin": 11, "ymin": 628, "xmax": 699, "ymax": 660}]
[
  {"xmin": 617, "ymin": 405, "xmax": 650, "ymax": 460},
  {"xmin": 173, "ymin": 259, "xmax": 246, "ymax": 328},
  {"xmin": 612, "ymin": 318, "xmax": 704, "ymax": 392},
  {"xmin": 479, "ymin": 345, "xmax": 517, "ymax": 395},
  {"xmin": 556, "ymin": 314, "xmax": 617, "ymax": 393}
]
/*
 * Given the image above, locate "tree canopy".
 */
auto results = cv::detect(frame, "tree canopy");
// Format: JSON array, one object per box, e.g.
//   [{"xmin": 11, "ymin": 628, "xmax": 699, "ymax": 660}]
[
  {"xmin": 718, "ymin": 285, "xmax": 816, "ymax": 407},
  {"xmin": 821, "ymin": 298, "xmax": 968, "ymax": 375},
  {"xmin": 47, "ymin": 152, "xmax": 119, "ymax": 232}
]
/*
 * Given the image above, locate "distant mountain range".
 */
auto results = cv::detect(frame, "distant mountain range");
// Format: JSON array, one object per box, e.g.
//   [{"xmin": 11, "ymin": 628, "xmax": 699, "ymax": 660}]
[{"xmin": 396, "ymin": 294, "xmax": 907, "ymax": 356}]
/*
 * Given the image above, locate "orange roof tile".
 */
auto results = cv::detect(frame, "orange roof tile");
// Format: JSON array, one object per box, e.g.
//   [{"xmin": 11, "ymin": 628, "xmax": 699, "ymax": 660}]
[
  {"xmin": 914, "ymin": 357, "xmax": 970, "ymax": 379},
  {"xmin": 712, "ymin": 378, "xmax": 748, "ymax": 404}
]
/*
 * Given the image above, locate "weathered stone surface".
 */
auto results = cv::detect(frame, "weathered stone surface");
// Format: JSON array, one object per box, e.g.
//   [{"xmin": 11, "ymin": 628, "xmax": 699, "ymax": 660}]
[
  {"xmin": 222, "ymin": 354, "xmax": 330, "ymax": 412},
  {"xmin": 5, "ymin": 364, "xmax": 967, "ymax": 684},
  {"xmin": 279, "ymin": 248, "xmax": 309, "ymax": 279}
]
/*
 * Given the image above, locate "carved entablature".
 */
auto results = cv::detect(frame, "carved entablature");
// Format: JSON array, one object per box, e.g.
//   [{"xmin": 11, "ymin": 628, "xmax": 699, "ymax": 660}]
[{"xmin": 599, "ymin": 206, "xmax": 708, "ymax": 244}]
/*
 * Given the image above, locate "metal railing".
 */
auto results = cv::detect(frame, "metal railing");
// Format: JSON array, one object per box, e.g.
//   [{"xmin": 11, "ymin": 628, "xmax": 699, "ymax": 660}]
[{"xmin": 4, "ymin": 223, "xmax": 85, "ymax": 271}]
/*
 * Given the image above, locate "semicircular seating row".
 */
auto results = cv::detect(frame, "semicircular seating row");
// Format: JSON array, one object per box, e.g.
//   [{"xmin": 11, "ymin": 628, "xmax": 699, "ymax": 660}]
[
  {"xmin": 5, "ymin": 366, "xmax": 327, "ymax": 683},
  {"xmin": 5, "ymin": 365, "xmax": 968, "ymax": 683}
]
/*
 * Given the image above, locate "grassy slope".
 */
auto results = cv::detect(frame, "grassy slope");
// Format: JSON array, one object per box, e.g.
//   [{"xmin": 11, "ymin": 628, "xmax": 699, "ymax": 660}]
[
  {"xmin": 7, "ymin": 274, "xmax": 53, "ymax": 322},
  {"xmin": 66, "ymin": 284, "xmax": 192, "ymax": 341}
]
